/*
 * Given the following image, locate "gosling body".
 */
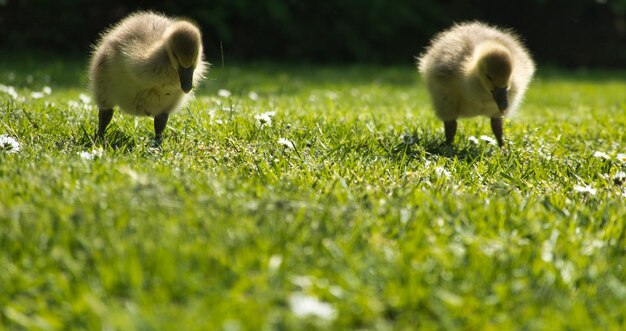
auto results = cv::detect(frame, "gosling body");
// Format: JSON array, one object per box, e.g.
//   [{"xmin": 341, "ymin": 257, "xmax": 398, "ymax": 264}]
[
  {"xmin": 418, "ymin": 22, "xmax": 535, "ymax": 147},
  {"xmin": 89, "ymin": 11, "xmax": 207, "ymax": 143}
]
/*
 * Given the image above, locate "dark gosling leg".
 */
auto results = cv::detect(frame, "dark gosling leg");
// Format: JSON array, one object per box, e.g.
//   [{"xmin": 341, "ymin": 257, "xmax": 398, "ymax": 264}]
[
  {"xmin": 154, "ymin": 113, "xmax": 170, "ymax": 145},
  {"xmin": 444, "ymin": 120, "xmax": 457, "ymax": 145},
  {"xmin": 97, "ymin": 108, "xmax": 114, "ymax": 139},
  {"xmin": 490, "ymin": 117, "xmax": 504, "ymax": 147}
]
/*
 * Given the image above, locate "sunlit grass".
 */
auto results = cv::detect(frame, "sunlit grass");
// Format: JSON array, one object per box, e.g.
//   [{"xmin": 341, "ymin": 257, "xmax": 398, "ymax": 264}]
[{"xmin": 1, "ymin": 59, "xmax": 625, "ymax": 330}]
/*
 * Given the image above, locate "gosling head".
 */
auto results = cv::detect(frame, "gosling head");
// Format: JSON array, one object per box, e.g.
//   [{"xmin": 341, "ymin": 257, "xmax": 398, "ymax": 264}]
[
  {"xmin": 476, "ymin": 46, "xmax": 512, "ymax": 112},
  {"xmin": 165, "ymin": 21, "xmax": 202, "ymax": 93}
]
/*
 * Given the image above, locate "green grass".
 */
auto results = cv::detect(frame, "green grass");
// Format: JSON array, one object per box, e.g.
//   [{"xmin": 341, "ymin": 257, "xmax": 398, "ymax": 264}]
[{"xmin": 1, "ymin": 58, "xmax": 626, "ymax": 330}]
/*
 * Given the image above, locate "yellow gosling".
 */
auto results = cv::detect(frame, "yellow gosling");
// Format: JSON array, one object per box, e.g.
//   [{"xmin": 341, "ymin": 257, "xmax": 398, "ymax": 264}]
[
  {"xmin": 89, "ymin": 11, "xmax": 208, "ymax": 143},
  {"xmin": 418, "ymin": 22, "xmax": 535, "ymax": 147}
]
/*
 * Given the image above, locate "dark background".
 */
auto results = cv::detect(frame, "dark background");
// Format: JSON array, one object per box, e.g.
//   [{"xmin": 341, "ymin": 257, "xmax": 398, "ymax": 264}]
[{"xmin": 1, "ymin": 0, "xmax": 625, "ymax": 68}]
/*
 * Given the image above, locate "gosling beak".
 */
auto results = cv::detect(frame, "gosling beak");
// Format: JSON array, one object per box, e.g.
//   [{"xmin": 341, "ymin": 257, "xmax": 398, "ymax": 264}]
[
  {"xmin": 178, "ymin": 66, "xmax": 195, "ymax": 93},
  {"xmin": 491, "ymin": 87, "xmax": 508, "ymax": 112}
]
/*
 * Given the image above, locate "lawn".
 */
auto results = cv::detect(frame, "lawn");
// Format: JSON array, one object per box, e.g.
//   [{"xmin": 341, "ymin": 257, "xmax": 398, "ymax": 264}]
[{"xmin": 1, "ymin": 57, "xmax": 625, "ymax": 330}]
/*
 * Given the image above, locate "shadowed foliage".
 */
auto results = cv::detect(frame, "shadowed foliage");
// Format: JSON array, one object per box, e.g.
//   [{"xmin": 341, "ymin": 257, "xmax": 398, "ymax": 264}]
[{"xmin": 1, "ymin": 0, "xmax": 625, "ymax": 66}]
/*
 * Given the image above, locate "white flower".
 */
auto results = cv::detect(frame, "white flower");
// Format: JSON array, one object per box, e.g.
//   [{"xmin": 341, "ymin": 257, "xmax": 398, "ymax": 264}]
[
  {"xmin": 400, "ymin": 133, "xmax": 414, "ymax": 144},
  {"xmin": 218, "ymin": 89, "xmax": 231, "ymax": 98},
  {"xmin": 434, "ymin": 166, "xmax": 451, "ymax": 177},
  {"xmin": 614, "ymin": 171, "xmax": 626, "ymax": 185},
  {"xmin": 78, "ymin": 151, "xmax": 93, "ymax": 160},
  {"xmin": 79, "ymin": 93, "xmax": 91, "ymax": 104},
  {"xmin": 248, "ymin": 91, "xmax": 259, "ymax": 101},
  {"xmin": 288, "ymin": 293, "xmax": 336, "ymax": 321},
  {"xmin": 254, "ymin": 111, "xmax": 275, "ymax": 126},
  {"xmin": 468, "ymin": 136, "xmax": 479, "ymax": 144},
  {"xmin": 68, "ymin": 100, "xmax": 80, "ymax": 109},
  {"xmin": 78, "ymin": 148, "xmax": 103, "ymax": 160},
  {"xmin": 593, "ymin": 151, "xmax": 611, "ymax": 160},
  {"xmin": 290, "ymin": 275, "xmax": 313, "ymax": 289},
  {"xmin": 479, "ymin": 135, "xmax": 497, "ymax": 145},
  {"xmin": 617, "ymin": 153, "xmax": 626, "ymax": 163},
  {"xmin": 30, "ymin": 91, "xmax": 45, "ymax": 99},
  {"xmin": 326, "ymin": 91, "xmax": 338, "ymax": 100},
  {"xmin": 268, "ymin": 255, "xmax": 283, "ymax": 271},
  {"xmin": 30, "ymin": 86, "xmax": 53, "ymax": 99},
  {"xmin": 0, "ymin": 84, "xmax": 20, "ymax": 100},
  {"xmin": 541, "ymin": 230, "xmax": 559, "ymax": 263},
  {"xmin": 0, "ymin": 134, "xmax": 20, "ymax": 153},
  {"xmin": 278, "ymin": 138, "xmax": 294, "ymax": 149},
  {"xmin": 119, "ymin": 166, "xmax": 149, "ymax": 185},
  {"xmin": 573, "ymin": 184, "xmax": 597, "ymax": 195}
]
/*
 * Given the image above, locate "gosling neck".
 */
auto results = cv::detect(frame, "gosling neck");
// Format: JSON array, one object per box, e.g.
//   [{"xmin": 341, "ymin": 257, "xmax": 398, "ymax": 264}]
[{"xmin": 143, "ymin": 39, "xmax": 174, "ymax": 73}]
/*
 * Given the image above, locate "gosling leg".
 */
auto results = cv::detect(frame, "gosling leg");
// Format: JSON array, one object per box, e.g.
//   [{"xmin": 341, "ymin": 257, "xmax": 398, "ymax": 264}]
[
  {"xmin": 490, "ymin": 117, "xmax": 504, "ymax": 147},
  {"xmin": 444, "ymin": 120, "xmax": 457, "ymax": 145},
  {"xmin": 97, "ymin": 108, "xmax": 114, "ymax": 139},
  {"xmin": 154, "ymin": 113, "xmax": 170, "ymax": 145}
]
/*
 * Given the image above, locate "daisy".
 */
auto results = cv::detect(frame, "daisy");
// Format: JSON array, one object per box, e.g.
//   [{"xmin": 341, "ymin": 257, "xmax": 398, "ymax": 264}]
[
  {"xmin": 78, "ymin": 148, "xmax": 103, "ymax": 160},
  {"xmin": 435, "ymin": 166, "xmax": 451, "ymax": 177},
  {"xmin": 592, "ymin": 151, "xmax": 611, "ymax": 160},
  {"xmin": 0, "ymin": 134, "xmax": 20, "ymax": 153},
  {"xmin": 218, "ymin": 89, "xmax": 231, "ymax": 98},
  {"xmin": 400, "ymin": 133, "xmax": 414, "ymax": 145},
  {"xmin": 30, "ymin": 91, "xmax": 45, "ymax": 99},
  {"xmin": 0, "ymin": 84, "xmax": 20, "ymax": 100},
  {"xmin": 79, "ymin": 93, "xmax": 91, "ymax": 104},
  {"xmin": 268, "ymin": 255, "xmax": 283, "ymax": 271},
  {"xmin": 479, "ymin": 135, "xmax": 497, "ymax": 145},
  {"xmin": 614, "ymin": 171, "xmax": 626, "ymax": 185},
  {"xmin": 278, "ymin": 137, "xmax": 294, "ymax": 149},
  {"xmin": 254, "ymin": 111, "xmax": 275, "ymax": 127},
  {"xmin": 573, "ymin": 184, "xmax": 597, "ymax": 195},
  {"xmin": 288, "ymin": 293, "xmax": 336, "ymax": 320},
  {"xmin": 68, "ymin": 100, "xmax": 80, "ymax": 109}
]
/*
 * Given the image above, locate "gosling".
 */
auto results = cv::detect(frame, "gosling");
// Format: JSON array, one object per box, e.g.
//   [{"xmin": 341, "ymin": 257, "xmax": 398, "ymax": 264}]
[
  {"xmin": 418, "ymin": 22, "xmax": 535, "ymax": 147},
  {"xmin": 89, "ymin": 11, "xmax": 208, "ymax": 143}
]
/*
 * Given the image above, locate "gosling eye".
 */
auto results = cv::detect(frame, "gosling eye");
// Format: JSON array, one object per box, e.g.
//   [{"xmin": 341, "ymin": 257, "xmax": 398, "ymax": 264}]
[{"xmin": 486, "ymin": 74, "xmax": 493, "ymax": 82}]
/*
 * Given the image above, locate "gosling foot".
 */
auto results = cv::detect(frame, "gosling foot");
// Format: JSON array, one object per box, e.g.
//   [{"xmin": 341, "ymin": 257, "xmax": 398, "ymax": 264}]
[
  {"xmin": 444, "ymin": 120, "xmax": 457, "ymax": 146},
  {"xmin": 153, "ymin": 112, "xmax": 170, "ymax": 147},
  {"xmin": 96, "ymin": 108, "xmax": 114, "ymax": 140}
]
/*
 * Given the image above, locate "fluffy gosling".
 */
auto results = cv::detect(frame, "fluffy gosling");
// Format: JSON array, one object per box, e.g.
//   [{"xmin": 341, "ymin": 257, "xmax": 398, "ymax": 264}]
[
  {"xmin": 89, "ymin": 11, "xmax": 208, "ymax": 143},
  {"xmin": 418, "ymin": 22, "xmax": 535, "ymax": 147}
]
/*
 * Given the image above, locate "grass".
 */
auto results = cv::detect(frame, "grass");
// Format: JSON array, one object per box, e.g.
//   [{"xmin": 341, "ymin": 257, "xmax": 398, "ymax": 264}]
[{"xmin": 1, "ymin": 57, "xmax": 626, "ymax": 330}]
